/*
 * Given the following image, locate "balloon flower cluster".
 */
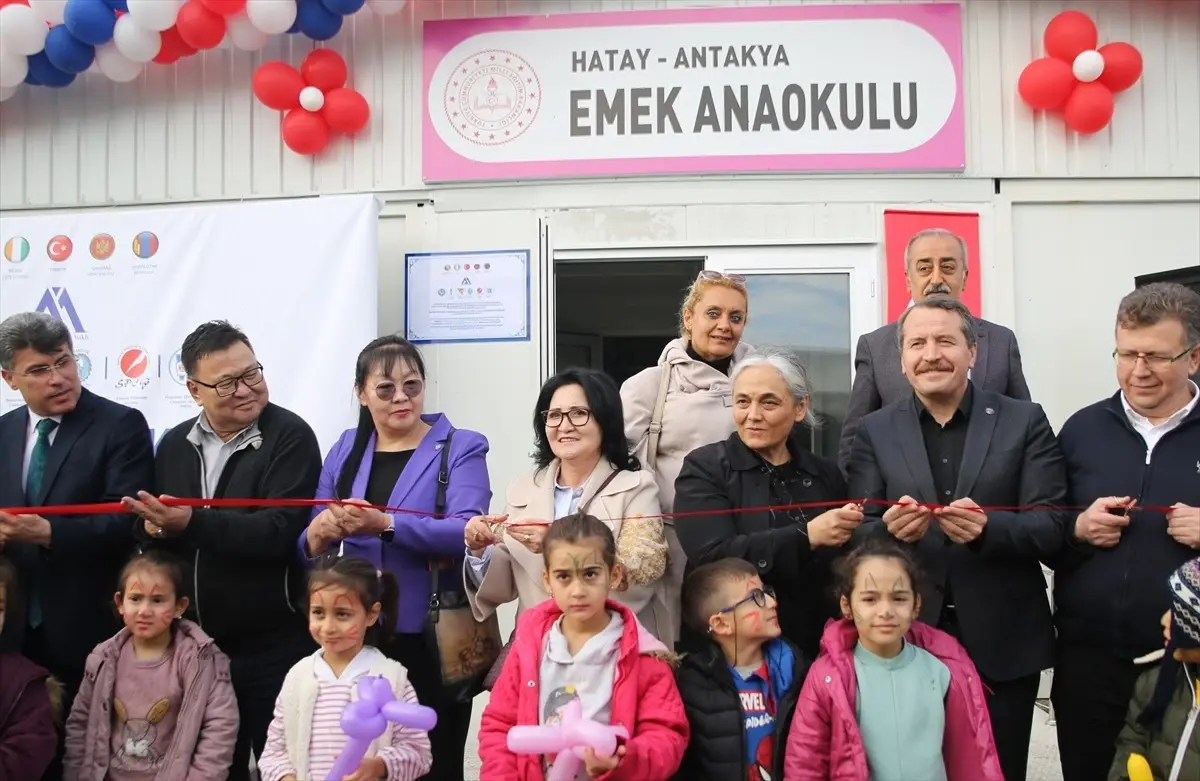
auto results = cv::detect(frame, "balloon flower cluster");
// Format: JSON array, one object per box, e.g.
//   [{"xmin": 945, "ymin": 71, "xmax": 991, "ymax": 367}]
[
  {"xmin": 507, "ymin": 699, "xmax": 630, "ymax": 781},
  {"xmin": 253, "ymin": 48, "xmax": 367, "ymax": 155},
  {"xmin": 326, "ymin": 676, "xmax": 438, "ymax": 781},
  {"xmin": 0, "ymin": 0, "xmax": 405, "ymax": 101},
  {"xmin": 1017, "ymin": 10, "xmax": 1143, "ymax": 135}
]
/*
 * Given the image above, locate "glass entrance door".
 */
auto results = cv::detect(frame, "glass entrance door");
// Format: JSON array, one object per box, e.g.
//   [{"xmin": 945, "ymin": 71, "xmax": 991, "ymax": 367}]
[{"xmin": 706, "ymin": 244, "xmax": 880, "ymax": 460}]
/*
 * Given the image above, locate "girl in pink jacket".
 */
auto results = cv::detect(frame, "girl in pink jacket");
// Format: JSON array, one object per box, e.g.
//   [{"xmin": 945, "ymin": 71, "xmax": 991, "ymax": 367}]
[
  {"xmin": 63, "ymin": 550, "xmax": 239, "ymax": 781},
  {"xmin": 478, "ymin": 512, "xmax": 689, "ymax": 781},
  {"xmin": 784, "ymin": 541, "xmax": 1003, "ymax": 781}
]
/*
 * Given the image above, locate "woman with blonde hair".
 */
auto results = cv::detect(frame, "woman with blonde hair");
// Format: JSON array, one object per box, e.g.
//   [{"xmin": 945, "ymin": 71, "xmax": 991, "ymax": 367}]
[{"xmin": 621, "ymin": 270, "xmax": 752, "ymax": 645}]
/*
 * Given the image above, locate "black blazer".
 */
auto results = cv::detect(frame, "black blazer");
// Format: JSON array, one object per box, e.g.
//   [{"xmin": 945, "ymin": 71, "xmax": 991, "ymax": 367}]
[
  {"xmin": 673, "ymin": 429, "xmax": 848, "ymax": 659},
  {"xmin": 845, "ymin": 387, "xmax": 1067, "ymax": 682},
  {"xmin": 0, "ymin": 389, "xmax": 154, "ymax": 677}
]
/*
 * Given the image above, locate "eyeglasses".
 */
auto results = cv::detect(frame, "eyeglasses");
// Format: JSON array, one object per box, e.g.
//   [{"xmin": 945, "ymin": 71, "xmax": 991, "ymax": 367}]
[
  {"xmin": 22, "ymin": 354, "xmax": 76, "ymax": 379},
  {"xmin": 1112, "ymin": 345, "xmax": 1197, "ymax": 370},
  {"xmin": 541, "ymin": 407, "xmax": 591, "ymax": 428},
  {"xmin": 192, "ymin": 364, "xmax": 264, "ymax": 397},
  {"xmin": 718, "ymin": 585, "xmax": 776, "ymax": 615},
  {"xmin": 372, "ymin": 378, "xmax": 424, "ymax": 401},
  {"xmin": 697, "ymin": 270, "xmax": 747, "ymax": 286}
]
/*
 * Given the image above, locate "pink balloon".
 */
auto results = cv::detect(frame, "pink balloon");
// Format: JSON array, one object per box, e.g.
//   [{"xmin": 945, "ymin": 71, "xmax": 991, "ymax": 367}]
[{"xmin": 506, "ymin": 698, "xmax": 629, "ymax": 781}]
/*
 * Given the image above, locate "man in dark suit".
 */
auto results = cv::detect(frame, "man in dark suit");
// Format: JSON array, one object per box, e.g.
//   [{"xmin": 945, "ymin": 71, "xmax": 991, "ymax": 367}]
[
  {"xmin": 0, "ymin": 311, "xmax": 154, "ymax": 776},
  {"xmin": 838, "ymin": 228, "xmax": 1031, "ymax": 472},
  {"xmin": 846, "ymin": 296, "xmax": 1068, "ymax": 781}
]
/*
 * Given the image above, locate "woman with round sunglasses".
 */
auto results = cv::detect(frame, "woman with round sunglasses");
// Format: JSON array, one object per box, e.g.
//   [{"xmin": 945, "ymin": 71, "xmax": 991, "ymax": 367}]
[
  {"xmin": 297, "ymin": 335, "xmax": 491, "ymax": 781},
  {"xmin": 674, "ymin": 348, "xmax": 863, "ymax": 660},
  {"xmin": 462, "ymin": 367, "xmax": 672, "ymax": 641},
  {"xmin": 620, "ymin": 269, "xmax": 754, "ymax": 645}
]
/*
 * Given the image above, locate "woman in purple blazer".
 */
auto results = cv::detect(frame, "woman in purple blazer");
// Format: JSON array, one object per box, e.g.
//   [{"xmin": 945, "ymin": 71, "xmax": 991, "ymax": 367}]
[{"xmin": 298, "ymin": 335, "xmax": 491, "ymax": 781}]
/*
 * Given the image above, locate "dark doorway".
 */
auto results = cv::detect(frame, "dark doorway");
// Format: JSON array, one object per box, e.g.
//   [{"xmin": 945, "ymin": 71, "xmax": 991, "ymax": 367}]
[{"xmin": 555, "ymin": 259, "xmax": 703, "ymax": 386}]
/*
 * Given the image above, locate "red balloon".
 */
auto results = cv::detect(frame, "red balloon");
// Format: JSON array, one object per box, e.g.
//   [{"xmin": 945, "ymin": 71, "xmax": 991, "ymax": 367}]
[
  {"xmin": 301, "ymin": 49, "xmax": 347, "ymax": 92},
  {"xmin": 0, "ymin": 0, "xmax": 29, "ymax": 8},
  {"xmin": 1044, "ymin": 10, "xmax": 1098, "ymax": 63},
  {"xmin": 176, "ymin": 0, "xmax": 226, "ymax": 51},
  {"xmin": 1097, "ymin": 42, "xmax": 1143, "ymax": 93},
  {"xmin": 1017, "ymin": 57, "xmax": 1077, "ymax": 111},
  {"xmin": 1063, "ymin": 82, "xmax": 1115, "ymax": 134},
  {"xmin": 322, "ymin": 88, "xmax": 369, "ymax": 133},
  {"xmin": 253, "ymin": 62, "xmax": 306, "ymax": 111},
  {"xmin": 282, "ymin": 109, "xmax": 332, "ymax": 155},
  {"xmin": 200, "ymin": 0, "xmax": 245, "ymax": 15},
  {"xmin": 154, "ymin": 27, "xmax": 198, "ymax": 64}
]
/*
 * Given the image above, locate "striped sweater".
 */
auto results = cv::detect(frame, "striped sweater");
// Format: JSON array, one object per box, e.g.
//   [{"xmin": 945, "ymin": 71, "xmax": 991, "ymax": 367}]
[{"xmin": 256, "ymin": 647, "xmax": 432, "ymax": 781}]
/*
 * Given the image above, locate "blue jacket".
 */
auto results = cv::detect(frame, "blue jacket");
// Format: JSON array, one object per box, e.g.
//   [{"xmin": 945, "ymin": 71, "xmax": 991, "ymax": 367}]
[
  {"xmin": 298, "ymin": 413, "xmax": 492, "ymax": 633},
  {"xmin": 1053, "ymin": 391, "xmax": 1200, "ymax": 658}
]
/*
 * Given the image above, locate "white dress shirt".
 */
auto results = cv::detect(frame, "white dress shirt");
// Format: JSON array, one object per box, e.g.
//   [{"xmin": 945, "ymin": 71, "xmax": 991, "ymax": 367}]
[
  {"xmin": 21, "ymin": 410, "xmax": 62, "ymax": 489},
  {"xmin": 1121, "ymin": 380, "xmax": 1199, "ymax": 463}
]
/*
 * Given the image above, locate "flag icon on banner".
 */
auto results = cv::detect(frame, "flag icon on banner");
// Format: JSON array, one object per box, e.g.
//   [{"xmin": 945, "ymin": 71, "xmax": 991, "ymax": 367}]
[
  {"xmin": 3, "ymin": 237, "xmax": 29, "ymax": 263},
  {"xmin": 132, "ymin": 231, "xmax": 159, "ymax": 259}
]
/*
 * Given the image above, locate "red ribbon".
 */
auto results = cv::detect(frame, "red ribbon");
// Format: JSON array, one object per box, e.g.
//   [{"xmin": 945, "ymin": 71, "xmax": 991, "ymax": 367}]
[{"xmin": 0, "ymin": 496, "xmax": 1179, "ymax": 520}]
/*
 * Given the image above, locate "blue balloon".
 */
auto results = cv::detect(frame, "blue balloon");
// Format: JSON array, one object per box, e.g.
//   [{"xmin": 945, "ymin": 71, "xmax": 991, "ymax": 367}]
[
  {"xmin": 64, "ymin": 0, "xmax": 117, "ymax": 46},
  {"xmin": 44, "ymin": 25, "xmax": 95, "ymax": 75},
  {"xmin": 103, "ymin": 0, "xmax": 129, "ymax": 11},
  {"xmin": 24, "ymin": 67, "xmax": 42, "ymax": 86},
  {"xmin": 26, "ymin": 51, "xmax": 77, "ymax": 88},
  {"xmin": 296, "ymin": 0, "xmax": 343, "ymax": 41},
  {"xmin": 321, "ymin": 0, "xmax": 366, "ymax": 16}
]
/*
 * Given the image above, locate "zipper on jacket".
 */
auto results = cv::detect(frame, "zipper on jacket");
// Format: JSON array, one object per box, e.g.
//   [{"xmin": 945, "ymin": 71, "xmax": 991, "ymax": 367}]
[
  {"xmin": 162, "ymin": 646, "xmax": 209, "ymax": 772},
  {"xmin": 1167, "ymin": 664, "xmax": 1198, "ymax": 781},
  {"xmin": 193, "ymin": 549, "xmax": 203, "ymax": 628}
]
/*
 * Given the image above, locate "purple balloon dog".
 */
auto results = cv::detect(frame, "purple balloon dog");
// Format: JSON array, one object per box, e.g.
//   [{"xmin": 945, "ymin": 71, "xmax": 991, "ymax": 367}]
[
  {"xmin": 324, "ymin": 675, "xmax": 438, "ymax": 781},
  {"xmin": 506, "ymin": 698, "xmax": 630, "ymax": 781}
]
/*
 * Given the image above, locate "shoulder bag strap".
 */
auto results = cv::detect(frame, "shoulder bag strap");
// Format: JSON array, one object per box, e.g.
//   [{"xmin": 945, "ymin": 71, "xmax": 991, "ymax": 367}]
[
  {"xmin": 428, "ymin": 429, "xmax": 457, "ymax": 620},
  {"xmin": 577, "ymin": 469, "xmax": 621, "ymax": 517},
  {"xmin": 644, "ymin": 362, "xmax": 671, "ymax": 472}
]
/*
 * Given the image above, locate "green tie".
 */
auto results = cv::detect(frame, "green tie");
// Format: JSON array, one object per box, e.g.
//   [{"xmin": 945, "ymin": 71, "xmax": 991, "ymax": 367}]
[{"xmin": 25, "ymin": 418, "xmax": 58, "ymax": 504}]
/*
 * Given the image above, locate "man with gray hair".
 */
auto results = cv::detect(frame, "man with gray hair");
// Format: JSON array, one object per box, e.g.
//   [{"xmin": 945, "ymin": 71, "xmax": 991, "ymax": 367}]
[
  {"xmin": 0, "ymin": 311, "xmax": 154, "ymax": 777},
  {"xmin": 1049, "ymin": 282, "xmax": 1200, "ymax": 781},
  {"xmin": 837, "ymin": 228, "xmax": 1031, "ymax": 472},
  {"xmin": 846, "ymin": 295, "xmax": 1068, "ymax": 781}
]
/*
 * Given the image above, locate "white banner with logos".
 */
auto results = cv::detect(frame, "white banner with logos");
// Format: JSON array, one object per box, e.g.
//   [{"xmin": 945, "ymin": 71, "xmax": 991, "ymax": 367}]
[{"xmin": 0, "ymin": 195, "xmax": 380, "ymax": 454}]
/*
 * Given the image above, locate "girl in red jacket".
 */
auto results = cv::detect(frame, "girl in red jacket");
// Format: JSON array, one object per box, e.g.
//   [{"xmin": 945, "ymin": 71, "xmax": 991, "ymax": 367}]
[
  {"xmin": 478, "ymin": 512, "xmax": 689, "ymax": 781},
  {"xmin": 783, "ymin": 540, "xmax": 1003, "ymax": 781}
]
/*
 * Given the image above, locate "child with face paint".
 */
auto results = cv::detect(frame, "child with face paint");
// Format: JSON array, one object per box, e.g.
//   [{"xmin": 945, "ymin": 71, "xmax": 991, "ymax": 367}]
[
  {"xmin": 672, "ymin": 558, "xmax": 809, "ymax": 781},
  {"xmin": 783, "ymin": 541, "xmax": 1003, "ymax": 781},
  {"xmin": 63, "ymin": 550, "xmax": 239, "ymax": 781},
  {"xmin": 256, "ymin": 556, "xmax": 432, "ymax": 781},
  {"xmin": 478, "ymin": 512, "xmax": 689, "ymax": 780}
]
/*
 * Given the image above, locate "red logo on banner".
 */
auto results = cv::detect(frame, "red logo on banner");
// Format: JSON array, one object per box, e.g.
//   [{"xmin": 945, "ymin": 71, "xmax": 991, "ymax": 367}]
[
  {"xmin": 883, "ymin": 210, "xmax": 982, "ymax": 322},
  {"xmin": 47, "ymin": 235, "xmax": 73, "ymax": 262},
  {"xmin": 119, "ymin": 348, "xmax": 150, "ymax": 379}
]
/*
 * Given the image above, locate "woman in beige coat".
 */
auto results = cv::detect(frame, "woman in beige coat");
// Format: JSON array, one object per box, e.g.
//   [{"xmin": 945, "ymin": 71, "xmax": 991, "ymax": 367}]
[
  {"xmin": 620, "ymin": 270, "xmax": 752, "ymax": 645},
  {"xmin": 462, "ymin": 367, "xmax": 673, "ymax": 643}
]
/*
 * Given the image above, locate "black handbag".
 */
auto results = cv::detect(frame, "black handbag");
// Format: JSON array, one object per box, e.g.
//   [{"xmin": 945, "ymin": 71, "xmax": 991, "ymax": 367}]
[{"xmin": 424, "ymin": 428, "xmax": 502, "ymax": 704}]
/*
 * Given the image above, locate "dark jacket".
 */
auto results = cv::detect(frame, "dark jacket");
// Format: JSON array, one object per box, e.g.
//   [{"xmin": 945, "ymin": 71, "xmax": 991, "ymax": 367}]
[
  {"xmin": 0, "ymin": 652, "xmax": 57, "ymax": 781},
  {"xmin": 673, "ymin": 429, "xmax": 848, "ymax": 659},
  {"xmin": 1108, "ymin": 662, "xmax": 1200, "ymax": 781},
  {"xmin": 1053, "ymin": 392, "xmax": 1200, "ymax": 659},
  {"xmin": 672, "ymin": 637, "xmax": 806, "ymax": 781},
  {"xmin": 136, "ymin": 403, "xmax": 322, "ymax": 654},
  {"xmin": 0, "ymin": 389, "xmax": 154, "ymax": 678}
]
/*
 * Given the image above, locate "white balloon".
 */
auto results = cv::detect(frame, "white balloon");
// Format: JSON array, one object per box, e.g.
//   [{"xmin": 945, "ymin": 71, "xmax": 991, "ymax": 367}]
[
  {"xmin": 366, "ymin": 0, "xmax": 405, "ymax": 17},
  {"xmin": 299, "ymin": 86, "xmax": 325, "ymax": 112},
  {"xmin": 0, "ymin": 82, "xmax": 17, "ymax": 102},
  {"xmin": 113, "ymin": 14, "xmax": 162, "ymax": 63},
  {"xmin": 126, "ymin": 0, "xmax": 183, "ymax": 33},
  {"xmin": 227, "ymin": 10, "xmax": 268, "ymax": 51},
  {"xmin": 1072, "ymin": 50, "xmax": 1105, "ymax": 83},
  {"xmin": 95, "ymin": 42, "xmax": 144, "ymax": 83},
  {"xmin": 245, "ymin": 0, "xmax": 297, "ymax": 36},
  {"xmin": 0, "ymin": 49, "xmax": 28, "ymax": 89},
  {"xmin": 0, "ymin": 4, "xmax": 50, "ymax": 57},
  {"xmin": 28, "ymin": 0, "xmax": 67, "ymax": 26}
]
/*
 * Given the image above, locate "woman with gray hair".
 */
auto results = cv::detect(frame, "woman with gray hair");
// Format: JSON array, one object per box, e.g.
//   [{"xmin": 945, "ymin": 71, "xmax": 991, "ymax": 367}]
[{"xmin": 673, "ymin": 347, "xmax": 863, "ymax": 658}]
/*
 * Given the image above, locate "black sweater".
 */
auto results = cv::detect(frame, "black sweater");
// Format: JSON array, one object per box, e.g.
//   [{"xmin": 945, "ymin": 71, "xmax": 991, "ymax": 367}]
[{"xmin": 135, "ymin": 403, "xmax": 322, "ymax": 653}]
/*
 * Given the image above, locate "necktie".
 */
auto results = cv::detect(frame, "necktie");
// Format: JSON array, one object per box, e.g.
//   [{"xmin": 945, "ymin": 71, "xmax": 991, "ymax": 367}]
[{"xmin": 24, "ymin": 417, "xmax": 57, "ymax": 630}]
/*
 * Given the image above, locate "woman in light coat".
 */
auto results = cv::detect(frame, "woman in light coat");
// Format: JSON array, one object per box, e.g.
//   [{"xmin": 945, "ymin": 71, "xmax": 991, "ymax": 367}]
[
  {"xmin": 462, "ymin": 367, "xmax": 673, "ymax": 643},
  {"xmin": 620, "ymin": 270, "xmax": 752, "ymax": 644}
]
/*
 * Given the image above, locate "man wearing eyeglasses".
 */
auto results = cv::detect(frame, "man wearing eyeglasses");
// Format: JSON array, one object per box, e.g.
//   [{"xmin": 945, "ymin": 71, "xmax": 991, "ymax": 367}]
[
  {"xmin": 0, "ymin": 311, "xmax": 155, "ymax": 778},
  {"xmin": 126, "ymin": 319, "xmax": 322, "ymax": 781},
  {"xmin": 1050, "ymin": 282, "xmax": 1200, "ymax": 781}
]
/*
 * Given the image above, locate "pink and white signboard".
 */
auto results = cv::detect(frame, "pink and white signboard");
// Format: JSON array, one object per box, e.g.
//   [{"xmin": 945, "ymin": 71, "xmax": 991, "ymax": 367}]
[{"xmin": 422, "ymin": 3, "xmax": 964, "ymax": 183}]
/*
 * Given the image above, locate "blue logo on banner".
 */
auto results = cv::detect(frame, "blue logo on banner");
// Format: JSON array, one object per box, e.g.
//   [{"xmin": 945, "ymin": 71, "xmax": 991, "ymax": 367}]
[{"xmin": 35, "ymin": 287, "xmax": 85, "ymax": 333}]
